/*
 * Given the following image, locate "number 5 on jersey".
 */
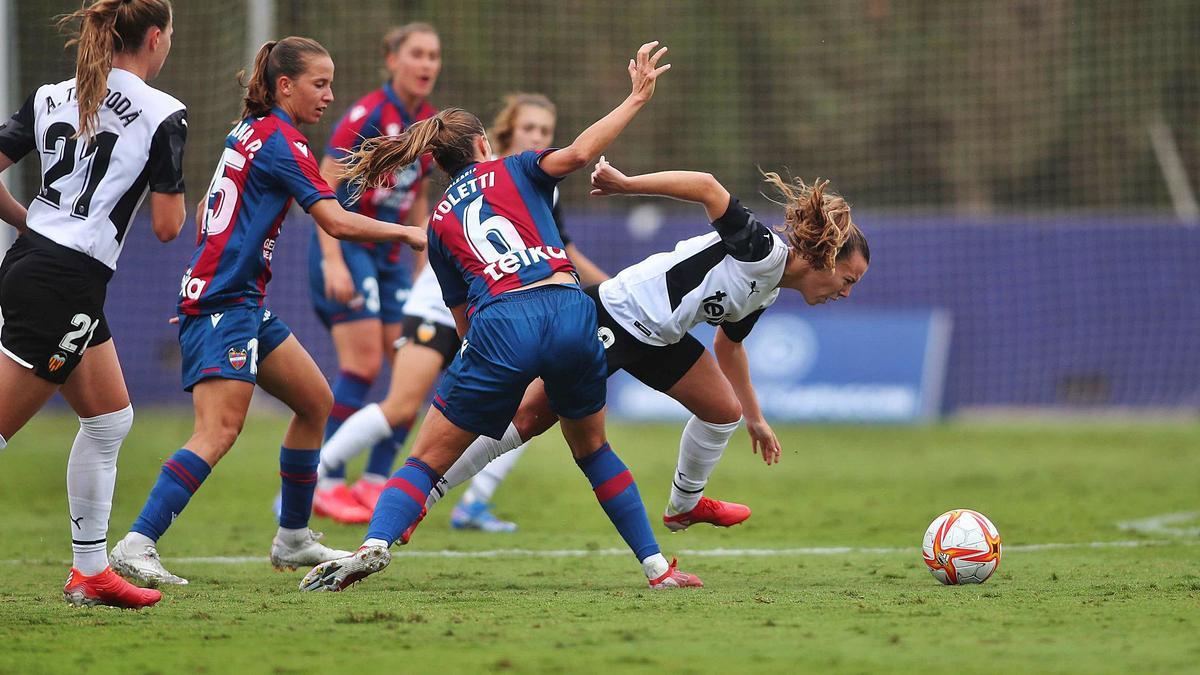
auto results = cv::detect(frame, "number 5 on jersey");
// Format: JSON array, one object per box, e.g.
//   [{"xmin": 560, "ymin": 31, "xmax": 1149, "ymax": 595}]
[{"xmin": 203, "ymin": 147, "xmax": 247, "ymax": 237}]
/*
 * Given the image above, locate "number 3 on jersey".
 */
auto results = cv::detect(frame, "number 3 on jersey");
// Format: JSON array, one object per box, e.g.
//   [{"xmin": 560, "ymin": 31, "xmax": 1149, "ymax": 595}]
[{"xmin": 203, "ymin": 147, "xmax": 247, "ymax": 237}]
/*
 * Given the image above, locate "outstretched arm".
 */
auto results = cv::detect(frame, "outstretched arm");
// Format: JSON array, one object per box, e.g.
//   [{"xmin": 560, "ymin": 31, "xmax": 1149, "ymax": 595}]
[
  {"xmin": 713, "ymin": 327, "xmax": 782, "ymax": 466},
  {"xmin": 309, "ymin": 199, "xmax": 427, "ymax": 250},
  {"xmin": 538, "ymin": 41, "xmax": 671, "ymax": 178},
  {"xmin": 590, "ymin": 157, "xmax": 730, "ymax": 221}
]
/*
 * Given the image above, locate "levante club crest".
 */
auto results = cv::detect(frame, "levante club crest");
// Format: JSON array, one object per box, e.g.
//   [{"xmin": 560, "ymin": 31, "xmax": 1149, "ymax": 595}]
[{"xmin": 228, "ymin": 348, "xmax": 248, "ymax": 370}]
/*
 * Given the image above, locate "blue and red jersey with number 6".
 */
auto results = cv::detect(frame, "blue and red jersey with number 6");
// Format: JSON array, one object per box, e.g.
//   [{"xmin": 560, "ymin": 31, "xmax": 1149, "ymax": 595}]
[
  {"xmin": 179, "ymin": 107, "xmax": 335, "ymax": 315},
  {"xmin": 426, "ymin": 149, "xmax": 575, "ymax": 315}
]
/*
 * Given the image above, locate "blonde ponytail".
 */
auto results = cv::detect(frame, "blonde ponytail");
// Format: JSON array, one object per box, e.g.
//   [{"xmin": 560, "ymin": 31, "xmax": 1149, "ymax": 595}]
[{"xmin": 57, "ymin": 0, "xmax": 173, "ymax": 139}]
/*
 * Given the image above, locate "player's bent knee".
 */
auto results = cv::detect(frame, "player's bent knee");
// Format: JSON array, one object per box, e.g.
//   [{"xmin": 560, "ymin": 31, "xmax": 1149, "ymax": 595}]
[
  {"xmin": 302, "ymin": 385, "xmax": 335, "ymax": 422},
  {"xmin": 78, "ymin": 404, "xmax": 134, "ymax": 444},
  {"xmin": 698, "ymin": 399, "xmax": 742, "ymax": 426}
]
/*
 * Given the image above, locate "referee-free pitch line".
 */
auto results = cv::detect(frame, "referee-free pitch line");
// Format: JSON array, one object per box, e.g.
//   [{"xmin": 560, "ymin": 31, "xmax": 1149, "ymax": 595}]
[{"xmin": 3, "ymin": 537, "xmax": 1194, "ymax": 566}]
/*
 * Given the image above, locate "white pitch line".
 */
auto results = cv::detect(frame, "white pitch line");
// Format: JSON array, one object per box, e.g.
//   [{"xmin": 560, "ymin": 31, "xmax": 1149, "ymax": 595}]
[
  {"xmin": 1116, "ymin": 512, "xmax": 1200, "ymax": 538},
  {"xmin": 3, "ymin": 538, "xmax": 1192, "ymax": 566}
]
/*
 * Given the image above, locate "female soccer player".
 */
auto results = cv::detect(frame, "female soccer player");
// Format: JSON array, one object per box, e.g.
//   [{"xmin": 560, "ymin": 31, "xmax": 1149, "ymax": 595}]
[
  {"xmin": 414, "ymin": 157, "xmax": 869, "ymax": 536},
  {"xmin": 305, "ymin": 24, "xmax": 442, "ymax": 523},
  {"xmin": 107, "ymin": 36, "xmax": 426, "ymax": 587},
  {"xmin": 0, "ymin": 0, "xmax": 183, "ymax": 609},
  {"xmin": 301, "ymin": 41, "xmax": 702, "ymax": 591},
  {"xmin": 314, "ymin": 93, "xmax": 608, "ymax": 531}
]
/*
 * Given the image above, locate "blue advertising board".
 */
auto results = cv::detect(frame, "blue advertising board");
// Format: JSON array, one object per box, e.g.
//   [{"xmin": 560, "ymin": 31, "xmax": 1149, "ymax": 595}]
[{"xmin": 606, "ymin": 310, "xmax": 952, "ymax": 423}]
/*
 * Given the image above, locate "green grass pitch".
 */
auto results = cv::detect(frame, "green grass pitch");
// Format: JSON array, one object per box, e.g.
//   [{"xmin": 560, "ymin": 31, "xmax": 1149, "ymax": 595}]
[{"xmin": 1, "ymin": 412, "xmax": 1197, "ymax": 673}]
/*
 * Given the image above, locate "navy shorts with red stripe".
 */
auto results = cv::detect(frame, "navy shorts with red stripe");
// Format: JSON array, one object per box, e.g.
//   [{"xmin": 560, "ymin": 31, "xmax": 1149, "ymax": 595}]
[
  {"xmin": 433, "ymin": 284, "xmax": 606, "ymax": 439},
  {"xmin": 178, "ymin": 306, "xmax": 292, "ymax": 391}
]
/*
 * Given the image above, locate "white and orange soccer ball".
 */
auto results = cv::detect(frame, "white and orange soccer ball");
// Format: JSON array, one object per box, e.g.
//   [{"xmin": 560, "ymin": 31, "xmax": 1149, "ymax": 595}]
[{"xmin": 921, "ymin": 509, "xmax": 1002, "ymax": 585}]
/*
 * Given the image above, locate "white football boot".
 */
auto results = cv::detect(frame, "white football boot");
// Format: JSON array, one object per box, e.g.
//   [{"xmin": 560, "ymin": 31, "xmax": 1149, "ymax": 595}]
[
  {"xmin": 270, "ymin": 529, "xmax": 353, "ymax": 571},
  {"xmin": 298, "ymin": 544, "xmax": 391, "ymax": 592},
  {"xmin": 109, "ymin": 535, "xmax": 189, "ymax": 586}
]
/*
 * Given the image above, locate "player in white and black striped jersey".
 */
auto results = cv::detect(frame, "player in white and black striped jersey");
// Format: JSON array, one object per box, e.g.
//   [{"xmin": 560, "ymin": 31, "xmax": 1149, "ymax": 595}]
[
  {"xmin": 0, "ymin": 0, "xmax": 186, "ymax": 609},
  {"xmin": 414, "ymin": 156, "xmax": 869, "ymax": 536}
]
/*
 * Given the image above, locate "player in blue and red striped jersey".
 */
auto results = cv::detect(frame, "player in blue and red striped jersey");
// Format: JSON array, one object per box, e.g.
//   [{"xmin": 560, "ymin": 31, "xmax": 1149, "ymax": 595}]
[
  {"xmin": 305, "ymin": 24, "xmax": 442, "ymax": 522},
  {"xmin": 107, "ymin": 37, "xmax": 425, "ymax": 588},
  {"xmin": 302, "ymin": 41, "xmax": 702, "ymax": 592}
]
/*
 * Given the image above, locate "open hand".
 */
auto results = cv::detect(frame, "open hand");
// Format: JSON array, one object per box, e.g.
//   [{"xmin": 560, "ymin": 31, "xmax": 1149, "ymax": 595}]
[
  {"xmin": 748, "ymin": 417, "xmax": 783, "ymax": 466},
  {"xmin": 628, "ymin": 41, "xmax": 671, "ymax": 103}
]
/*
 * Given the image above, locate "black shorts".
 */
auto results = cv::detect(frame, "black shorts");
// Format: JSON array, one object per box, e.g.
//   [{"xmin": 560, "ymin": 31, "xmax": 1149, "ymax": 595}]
[
  {"xmin": 399, "ymin": 314, "xmax": 461, "ymax": 368},
  {"xmin": 0, "ymin": 230, "xmax": 114, "ymax": 384},
  {"xmin": 584, "ymin": 284, "xmax": 705, "ymax": 392}
]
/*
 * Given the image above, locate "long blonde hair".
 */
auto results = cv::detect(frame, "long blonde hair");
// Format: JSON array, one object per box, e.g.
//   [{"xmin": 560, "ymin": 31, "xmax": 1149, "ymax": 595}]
[
  {"xmin": 57, "ymin": 0, "xmax": 173, "ymax": 139},
  {"xmin": 489, "ymin": 93, "xmax": 556, "ymax": 157},
  {"xmin": 762, "ymin": 173, "xmax": 869, "ymax": 271},
  {"xmin": 340, "ymin": 107, "xmax": 485, "ymax": 203}
]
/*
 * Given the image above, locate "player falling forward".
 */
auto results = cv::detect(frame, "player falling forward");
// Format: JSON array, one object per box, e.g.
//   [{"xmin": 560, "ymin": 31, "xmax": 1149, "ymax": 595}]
[
  {"xmin": 0, "ymin": 0, "xmax": 183, "ymax": 608},
  {"xmin": 108, "ymin": 37, "xmax": 425, "ymax": 587},
  {"xmin": 413, "ymin": 158, "xmax": 870, "ymax": 534},
  {"xmin": 301, "ymin": 41, "xmax": 702, "ymax": 591},
  {"xmin": 305, "ymin": 24, "xmax": 442, "ymax": 523},
  {"xmin": 315, "ymin": 93, "xmax": 609, "ymax": 530}
]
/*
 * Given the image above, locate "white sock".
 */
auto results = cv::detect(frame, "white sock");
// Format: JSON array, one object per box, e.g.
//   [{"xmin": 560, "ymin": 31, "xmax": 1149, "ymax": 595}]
[
  {"xmin": 363, "ymin": 537, "xmax": 389, "ymax": 549},
  {"xmin": 642, "ymin": 552, "xmax": 669, "ymax": 580},
  {"xmin": 461, "ymin": 442, "xmax": 529, "ymax": 505},
  {"xmin": 124, "ymin": 531, "xmax": 155, "ymax": 549},
  {"xmin": 359, "ymin": 473, "xmax": 387, "ymax": 485},
  {"xmin": 667, "ymin": 416, "xmax": 741, "ymax": 515},
  {"xmin": 318, "ymin": 403, "xmax": 392, "ymax": 479},
  {"xmin": 425, "ymin": 423, "xmax": 525, "ymax": 510},
  {"xmin": 276, "ymin": 526, "xmax": 308, "ymax": 543},
  {"xmin": 68, "ymin": 405, "xmax": 132, "ymax": 575}
]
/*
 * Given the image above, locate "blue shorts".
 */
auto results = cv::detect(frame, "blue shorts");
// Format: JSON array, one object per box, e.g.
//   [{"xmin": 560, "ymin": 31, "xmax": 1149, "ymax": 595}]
[
  {"xmin": 434, "ymin": 285, "xmax": 607, "ymax": 439},
  {"xmin": 309, "ymin": 239, "xmax": 410, "ymax": 328},
  {"xmin": 178, "ymin": 306, "xmax": 292, "ymax": 391}
]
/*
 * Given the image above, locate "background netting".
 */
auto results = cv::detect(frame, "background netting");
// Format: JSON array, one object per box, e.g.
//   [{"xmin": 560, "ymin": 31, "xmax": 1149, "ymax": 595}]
[{"xmin": 5, "ymin": 1, "xmax": 1200, "ymax": 413}]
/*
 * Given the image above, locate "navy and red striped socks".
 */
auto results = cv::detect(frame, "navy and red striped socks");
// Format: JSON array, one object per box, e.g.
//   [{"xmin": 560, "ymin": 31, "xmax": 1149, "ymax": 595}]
[
  {"xmin": 278, "ymin": 446, "xmax": 319, "ymax": 529},
  {"xmin": 576, "ymin": 444, "xmax": 662, "ymax": 564},
  {"xmin": 363, "ymin": 426, "xmax": 410, "ymax": 481},
  {"xmin": 323, "ymin": 371, "xmax": 372, "ymax": 481},
  {"xmin": 130, "ymin": 448, "xmax": 211, "ymax": 541},
  {"xmin": 364, "ymin": 457, "xmax": 441, "ymax": 546}
]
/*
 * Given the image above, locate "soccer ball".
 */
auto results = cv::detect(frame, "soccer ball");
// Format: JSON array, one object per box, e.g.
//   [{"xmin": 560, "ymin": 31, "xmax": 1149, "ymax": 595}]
[{"xmin": 921, "ymin": 509, "xmax": 1002, "ymax": 585}]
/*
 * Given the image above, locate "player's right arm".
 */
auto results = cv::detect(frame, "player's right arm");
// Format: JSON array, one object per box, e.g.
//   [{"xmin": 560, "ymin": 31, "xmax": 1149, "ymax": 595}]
[
  {"xmin": 315, "ymin": 155, "xmax": 356, "ymax": 303},
  {"xmin": 146, "ymin": 108, "xmax": 189, "ymax": 243},
  {"xmin": 590, "ymin": 157, "xmax": 730, "ymax": 220},
  {"xmin": 275, "ymin": 132, "xmax": 426, "ymax": 250},
  {"xmin": 537, "ymin": 41, "xmax": 670, "ymax": 178},
  {"xmin": 309, "ymin": 199, "xmax": 426, "ymax": 248}
]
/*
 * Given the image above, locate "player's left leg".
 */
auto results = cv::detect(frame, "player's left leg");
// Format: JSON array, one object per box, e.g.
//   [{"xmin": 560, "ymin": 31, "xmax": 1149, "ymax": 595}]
[
  {"xmin": 56, "ymin": 339, "xmax": 161, "ymax": 608},
  {"xmin": 0, "ymin": 353, "xmax": 58, "ymax": 446},
  {"xmin": 255, "ymin": 329, "xmax": 352, "ymax": 570},
  {"xmin": 620, "ymin": 334, "xmax": 748, "ymax": 531},
  {"xmin": 542, "ymin": 287, "xmax": 701, "ymax": 589}
]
